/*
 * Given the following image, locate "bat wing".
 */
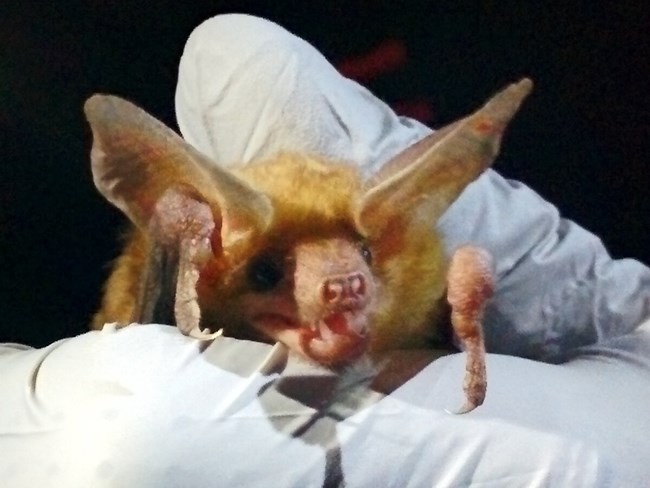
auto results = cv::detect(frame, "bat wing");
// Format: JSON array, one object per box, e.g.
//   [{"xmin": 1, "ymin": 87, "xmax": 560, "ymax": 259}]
[{"xmin": 133, "ymin": 241, "xmax": 178, "ymax": 326}]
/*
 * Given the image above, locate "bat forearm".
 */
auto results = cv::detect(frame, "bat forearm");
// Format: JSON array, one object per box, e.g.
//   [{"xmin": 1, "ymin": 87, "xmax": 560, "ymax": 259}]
[{"xmin": 447, "ymin": 245, "xmax": 494, "ymax": 413}]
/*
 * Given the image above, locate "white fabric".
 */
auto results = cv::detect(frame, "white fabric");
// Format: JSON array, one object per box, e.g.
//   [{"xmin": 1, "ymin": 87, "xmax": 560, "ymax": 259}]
[
  {"xmin": 2, "ymin": 13, "xmax": 650, "ymax": 487},
  {"xmin": 2, "ymin": 323, "xmax": 649, "ymax": 487},
  {"xmin": 176, "ymin": 14, "xmax": 650, "ymax": 361}
]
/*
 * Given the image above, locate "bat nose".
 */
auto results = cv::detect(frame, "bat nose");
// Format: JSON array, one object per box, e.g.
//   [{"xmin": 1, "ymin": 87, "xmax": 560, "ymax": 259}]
[{"xmin": 321, "ymin": 272, "xmax": 366, "ymax": 304}]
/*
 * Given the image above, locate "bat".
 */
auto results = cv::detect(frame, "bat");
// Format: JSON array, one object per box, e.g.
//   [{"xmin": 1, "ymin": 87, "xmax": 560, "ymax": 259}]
[{"xmin": 85, "ymin": 78, "xmax": 533, "ymax": 412}]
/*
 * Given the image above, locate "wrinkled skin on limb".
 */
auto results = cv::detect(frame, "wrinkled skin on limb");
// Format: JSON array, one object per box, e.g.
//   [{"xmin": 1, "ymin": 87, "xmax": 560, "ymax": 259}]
[
  {"xmin": 447, "ymin": 246, "xmax": 494, "ymax": 412},
  {"xmin": 86, "ymin": 79, "xmax": 532, "ymax": 412}
]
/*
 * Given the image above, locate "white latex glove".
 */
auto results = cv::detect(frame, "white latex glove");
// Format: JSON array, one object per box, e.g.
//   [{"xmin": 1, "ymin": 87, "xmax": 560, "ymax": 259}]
[
  {"xmin": 2, "ymin": 322, "xmax": 649, "ymax": 487},
  {"xmin": 176, "ymin": 13, "xmax": 650, "ymax": 361}
]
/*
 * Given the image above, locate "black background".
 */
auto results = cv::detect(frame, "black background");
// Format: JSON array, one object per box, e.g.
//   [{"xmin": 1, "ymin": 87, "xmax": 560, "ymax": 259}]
[{"xmin": 1, "ymin": 2, "xmax": 649, "ymax": 347}]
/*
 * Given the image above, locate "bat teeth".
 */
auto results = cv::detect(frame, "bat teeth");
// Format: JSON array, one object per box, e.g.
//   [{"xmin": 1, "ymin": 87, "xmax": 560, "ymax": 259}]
[
  {"xmin": 318, "ymin": 319, "xmax": 335, "ymax": 341},
  {"xmin": 318, "ymin": 310, "xmax": 369, "ymax": 338},
  {"xmin": 343, "ymin": 310, "xmax": 368, "ymax": 336}
]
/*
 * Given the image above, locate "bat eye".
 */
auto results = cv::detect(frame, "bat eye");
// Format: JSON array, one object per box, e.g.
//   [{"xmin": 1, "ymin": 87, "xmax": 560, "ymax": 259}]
[
  {"xmin": 248, "ymin": 255, "xmax": 283, "ymax": 292},
  {"xmin": 359, "ymin": 243, "xmax": 372, "ymax": 265}
]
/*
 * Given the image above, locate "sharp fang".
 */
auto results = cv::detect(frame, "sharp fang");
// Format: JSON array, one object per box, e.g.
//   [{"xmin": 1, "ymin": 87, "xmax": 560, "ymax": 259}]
[
  {"xmin": 319, "ymin": 320, "xmax": 335, "ymax": 341},
  {"xmin": 343, "ymin": 310, "xmax": 367, "ymax": 336}
]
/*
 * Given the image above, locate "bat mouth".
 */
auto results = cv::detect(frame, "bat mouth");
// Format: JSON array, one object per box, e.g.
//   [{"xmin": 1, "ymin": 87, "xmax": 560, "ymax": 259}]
[
  {"xmin": 251, "ymin": 308, "xmax": 369, "ymax": 367},
  {"xmin": 304, "ymin": 310, "xmax": 369, "ymax": 367},
  {"xmin": 318, "ymin": 310, "xmax": 368, "ymax": 339}
]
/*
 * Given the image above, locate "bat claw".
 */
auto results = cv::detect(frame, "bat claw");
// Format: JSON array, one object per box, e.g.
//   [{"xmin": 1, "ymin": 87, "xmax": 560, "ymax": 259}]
[
  {"xmin": 187, "ymin": 326, "xmax": 224, "ymax": 341},
  {"xmin": 444, "ymin": 400, "xmax": 479, "ymax": 415}
]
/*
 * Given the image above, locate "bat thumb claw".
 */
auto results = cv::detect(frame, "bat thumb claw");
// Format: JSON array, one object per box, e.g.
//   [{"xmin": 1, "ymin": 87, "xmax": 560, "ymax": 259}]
[
  {"xmin": 187, "ymin": 326, "xmax": 224, "ymax": 341},
  {"xmin": 444, "ymin": 400, "xmax": 480, "ymax": 415}
]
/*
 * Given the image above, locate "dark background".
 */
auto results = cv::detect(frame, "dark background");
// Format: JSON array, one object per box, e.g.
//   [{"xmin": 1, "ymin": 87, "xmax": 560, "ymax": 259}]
[{"xmin": 1, "ymin": 2, "xmax": 649, "ymax": 347}]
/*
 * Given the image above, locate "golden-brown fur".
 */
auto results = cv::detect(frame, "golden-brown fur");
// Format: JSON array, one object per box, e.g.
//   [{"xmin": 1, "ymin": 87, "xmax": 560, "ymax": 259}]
[{"xmin": 93, "ymin": 152, "xmax": 447, "ymax": 354}]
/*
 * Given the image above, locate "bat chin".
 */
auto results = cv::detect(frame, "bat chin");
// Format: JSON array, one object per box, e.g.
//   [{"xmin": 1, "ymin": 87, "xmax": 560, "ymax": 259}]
[
  {"xmin": 303, "ymin": 332, "xmax": 368, "ymax": 367},
  {"xmin": 252, "ymin": 310, "xmax": 370, "ymax": 368}
]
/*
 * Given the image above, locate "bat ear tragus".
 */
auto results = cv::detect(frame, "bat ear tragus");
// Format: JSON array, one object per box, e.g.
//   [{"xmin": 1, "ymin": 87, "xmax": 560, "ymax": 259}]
[
  {"xmin": 84, "ymin": 94, "xmax": 274, "ymax": 256},
  {"xmin": 354, "ymin": 78, "xmax": 533, "ymax": 239}
]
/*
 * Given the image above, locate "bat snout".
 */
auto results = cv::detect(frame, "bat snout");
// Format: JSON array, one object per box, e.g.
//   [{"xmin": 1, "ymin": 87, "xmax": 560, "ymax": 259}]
[{"xmin": 320, "ymin": 272, "xmax": 367, "ymax": 306}]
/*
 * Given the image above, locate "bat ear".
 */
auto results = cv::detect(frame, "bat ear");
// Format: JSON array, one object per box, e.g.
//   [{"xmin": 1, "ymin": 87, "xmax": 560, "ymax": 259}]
[
  {"xmin": 355, "ymin": 78, "xmax": 533, "ymax": 238},
  {"xmin": 84, "ymin": 95, "xmax": 273, "ymax": 253}
]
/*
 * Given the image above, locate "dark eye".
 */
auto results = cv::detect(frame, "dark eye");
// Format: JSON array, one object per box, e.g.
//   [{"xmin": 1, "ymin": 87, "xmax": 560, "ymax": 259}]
[
  {"xmin": 247, "ymin": 255, "xmax": 284, "ymax": 292},
  {"xmin": 359, "ymin": 243, "xmax": 372, "ymax": 265}
]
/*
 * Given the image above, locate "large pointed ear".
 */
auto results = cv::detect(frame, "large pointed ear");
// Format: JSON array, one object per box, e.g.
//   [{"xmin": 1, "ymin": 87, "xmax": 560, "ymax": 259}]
[
  {"xmin": 83, "ymin": 95, "xmax": 273, "ymax": 253},
  {"xmin": 355, "ymin": 78, "xmax": 533, "ymax": 237}
]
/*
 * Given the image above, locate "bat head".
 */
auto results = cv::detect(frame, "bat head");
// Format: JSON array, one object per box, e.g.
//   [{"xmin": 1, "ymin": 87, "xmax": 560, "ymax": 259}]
[{"xmin": 85, "ymin": 79, "xmax": 532, "ymax": 367}]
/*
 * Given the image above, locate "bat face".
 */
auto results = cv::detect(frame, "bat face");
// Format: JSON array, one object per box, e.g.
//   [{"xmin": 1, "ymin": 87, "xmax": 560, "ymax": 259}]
[
  {"xmin": 86, "ymin": 79, "xmax": 533, "ymax": 369},
  {"xmin": 221, "ymin": 236, "xmax": 376, "ymax": 366},
  {"xmin": 166, "ymin": 153, "xmax": 383, "ymax": 367}
]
